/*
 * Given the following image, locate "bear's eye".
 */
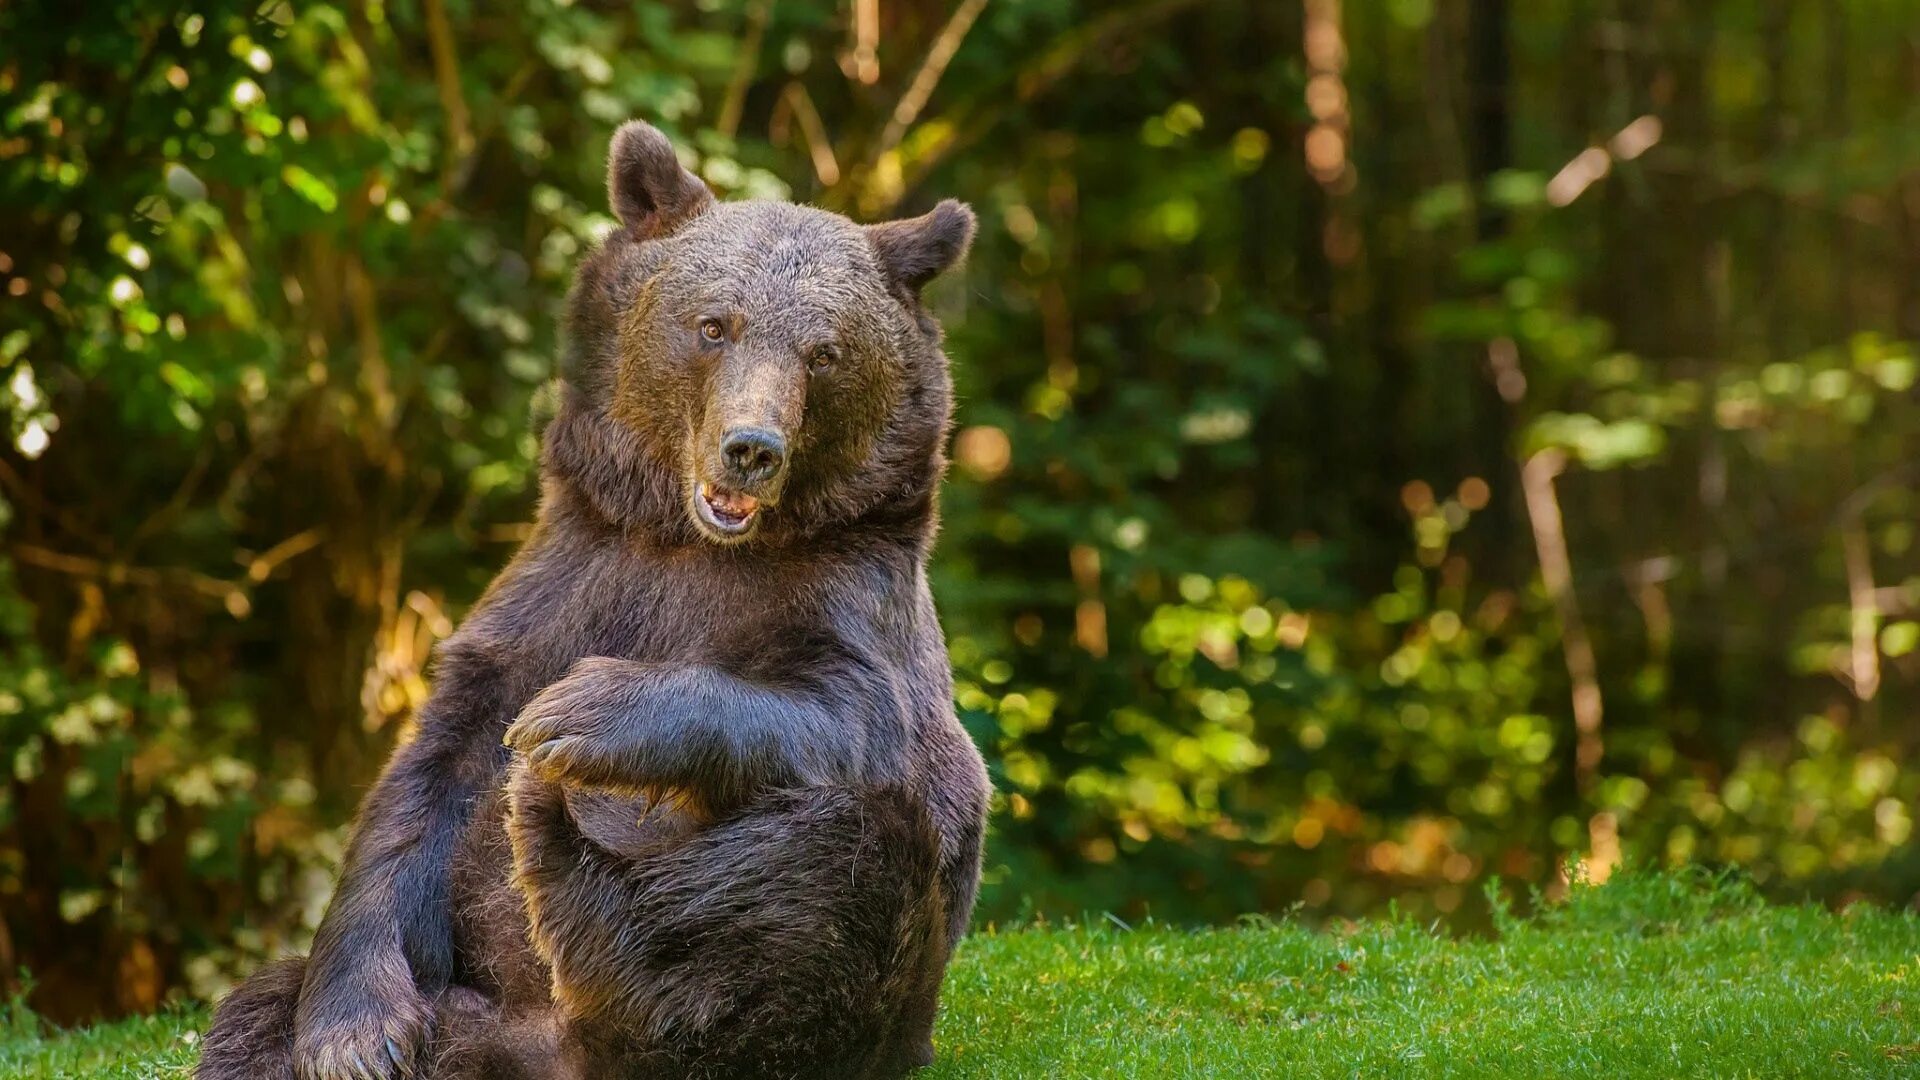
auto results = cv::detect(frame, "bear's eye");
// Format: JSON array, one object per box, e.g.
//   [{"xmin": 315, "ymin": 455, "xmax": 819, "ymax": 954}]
[
  {"xmin": 807, "ymin": 344, "xmax": 838, "ymax": 374},
  {"xmin": 698, "ymin": 318, "xmax": 727, "ymax": 343}
]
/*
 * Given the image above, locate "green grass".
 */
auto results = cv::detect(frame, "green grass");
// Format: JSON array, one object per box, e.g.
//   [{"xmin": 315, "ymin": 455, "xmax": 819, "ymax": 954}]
[{"xmin": 8, "ymin": 871, "xmax": 1919, "ymax": 1078}]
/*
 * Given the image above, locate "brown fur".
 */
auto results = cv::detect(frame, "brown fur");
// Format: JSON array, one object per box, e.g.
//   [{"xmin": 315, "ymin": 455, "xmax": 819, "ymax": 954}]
[{"xmin": 197, "ymin": 120, "xmax": 988, "ymax": 1080}]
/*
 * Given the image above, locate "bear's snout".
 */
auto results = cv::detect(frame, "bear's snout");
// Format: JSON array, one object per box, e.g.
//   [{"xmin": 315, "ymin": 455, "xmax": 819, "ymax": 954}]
[
  {"xmin": 720, "ymin": 426, "xmax": 788, "ymax": 487},
  {"xmin": 691, "ymin": 418, "xmax": 792, "ymax": 542}
]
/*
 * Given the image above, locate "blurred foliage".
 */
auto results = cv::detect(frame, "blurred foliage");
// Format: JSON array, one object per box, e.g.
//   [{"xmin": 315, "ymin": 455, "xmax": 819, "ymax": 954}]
[{"xmin": 1, "ymin": 0, "xmax": 1916, "ymax": 1021}]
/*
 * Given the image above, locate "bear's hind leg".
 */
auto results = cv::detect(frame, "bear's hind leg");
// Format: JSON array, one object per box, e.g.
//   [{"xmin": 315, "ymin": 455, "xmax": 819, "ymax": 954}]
[
  {"xmin": 197, "ymin": 957, "xmax": 575, "ymax": 1080},
  {"xmin": 196, "ymin": 958, "xmax": 305, "ymax": 1080},
  {"xmin": 506, "ymin": 768, "xmax": 946, "ymax": 1080},
  {"xmin": 425, "ymin": 986, "xmax": 578, "ymax": 1080}
]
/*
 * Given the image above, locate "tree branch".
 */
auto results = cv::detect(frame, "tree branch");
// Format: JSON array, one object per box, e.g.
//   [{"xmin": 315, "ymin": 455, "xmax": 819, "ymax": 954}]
[
  {"xmin": 875, "ymin": 0, "xmax": 990, "ymax": 157},
  {"xmin": 717, "ymin": 0, "xmax": 771, "ymax": 139},
  {"xmin": 423, "ymin": 0, "xmax": 476, "ymax": 192},
  {"xmin": 848, "ymin": 0, "xmax": 1201, "ymax": 213}
]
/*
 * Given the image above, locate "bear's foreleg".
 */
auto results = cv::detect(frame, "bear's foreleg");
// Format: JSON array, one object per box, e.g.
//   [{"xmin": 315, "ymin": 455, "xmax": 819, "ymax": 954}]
[
  {"xmin": 293, "ymin": 648, "xmax": 513, "ymax": 1080},
  {"xmin": 501, "ymin": 655, "xmax": 888, "ymax": 813}
]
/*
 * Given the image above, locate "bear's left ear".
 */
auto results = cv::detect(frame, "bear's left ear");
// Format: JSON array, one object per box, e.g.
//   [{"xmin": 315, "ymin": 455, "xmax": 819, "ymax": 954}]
[
  {"xmin": 608, "ymin": 120, "xmax": 713, "ymax": 240},
  {"xmin": 865, "ymin": 199, "xmax": 976, "ymax": 294}
]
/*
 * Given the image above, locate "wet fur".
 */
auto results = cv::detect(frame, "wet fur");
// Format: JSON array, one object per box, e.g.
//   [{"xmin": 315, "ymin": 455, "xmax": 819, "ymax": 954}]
[{"xmin": 198, "ymin": 121, "xmax": 987, "ymax": 1080}]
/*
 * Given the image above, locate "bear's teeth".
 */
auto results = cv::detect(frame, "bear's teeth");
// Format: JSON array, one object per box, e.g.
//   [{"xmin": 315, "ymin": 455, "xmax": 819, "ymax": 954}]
[{"xmin": 702, "ymin": 484, "xmax": 759, "ymax": 522}]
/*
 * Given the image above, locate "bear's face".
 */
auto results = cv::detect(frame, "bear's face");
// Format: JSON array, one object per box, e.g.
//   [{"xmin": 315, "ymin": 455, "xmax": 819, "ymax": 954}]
[
  {"xmin": 615, "ymin": 202, "xmax": 923, "ymax": 545},
  {"xmin": 557, "ymin": 122, "xmax": 974, "ymax": 548}
]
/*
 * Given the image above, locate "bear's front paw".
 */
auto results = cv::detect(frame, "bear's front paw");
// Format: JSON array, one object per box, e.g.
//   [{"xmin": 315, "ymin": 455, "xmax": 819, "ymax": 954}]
[
  {"xmin": 292, "ymin": 979, "xmax": 432, "ymax": 1080},
  {"xmin": 523, "ymin": 733, "xmax": 624, "ymax": 785},
  {"xmin": 504, "ymin": 675, "xmax": 636, "ymax": 789}
]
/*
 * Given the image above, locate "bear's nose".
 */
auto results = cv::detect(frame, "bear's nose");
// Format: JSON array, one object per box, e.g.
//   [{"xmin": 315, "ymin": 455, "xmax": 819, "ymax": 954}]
[{"xmin": 720, "ymin": 427, "xmax": 788, "ymax": 486}]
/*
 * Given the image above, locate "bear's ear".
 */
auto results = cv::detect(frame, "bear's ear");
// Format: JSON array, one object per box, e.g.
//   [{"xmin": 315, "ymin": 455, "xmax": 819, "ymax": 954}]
[
  {"xmin": 865, "ymin": 199, "xmax": 976, "ymax": 294},
  {"xmin": 607, "ymin": 121, "xmax": 713, "ymax": 240}
]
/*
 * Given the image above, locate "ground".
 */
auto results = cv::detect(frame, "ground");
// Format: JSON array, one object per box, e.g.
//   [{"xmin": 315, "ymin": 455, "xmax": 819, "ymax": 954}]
[{"xmin": 6, "ymin": 872, "xmax": 1918, "ymax": 1078}]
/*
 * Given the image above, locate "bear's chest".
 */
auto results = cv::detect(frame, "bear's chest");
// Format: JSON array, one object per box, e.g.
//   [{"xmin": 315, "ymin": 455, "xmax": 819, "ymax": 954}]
[{"xmin": 561, "ymin": 543, "xmax": 825, "ymax": 668}]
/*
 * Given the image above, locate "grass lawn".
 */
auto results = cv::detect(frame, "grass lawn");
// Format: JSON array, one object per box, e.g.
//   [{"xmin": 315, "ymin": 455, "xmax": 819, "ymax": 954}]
[{"xmin": 6, "ymin": 871, "xmax": 1918, "ymax": 1078}]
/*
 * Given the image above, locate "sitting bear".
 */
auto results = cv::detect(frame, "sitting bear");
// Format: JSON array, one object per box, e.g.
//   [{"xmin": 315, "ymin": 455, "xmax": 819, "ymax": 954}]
[{"xmin": 196, "ymin": 119, "xmax": 989, "ymax": 1080}]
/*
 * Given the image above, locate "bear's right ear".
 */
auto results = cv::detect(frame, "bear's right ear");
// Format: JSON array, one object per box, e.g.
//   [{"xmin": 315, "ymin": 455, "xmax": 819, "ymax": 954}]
[{"xmin": 607, "ymin": 121, "xmax": 713, "ymax": 240}]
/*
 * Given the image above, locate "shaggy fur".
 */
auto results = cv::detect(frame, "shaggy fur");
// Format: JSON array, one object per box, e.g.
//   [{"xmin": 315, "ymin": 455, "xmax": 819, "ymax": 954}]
[{"xmin": 197, "ymin": 120, "xmax": 989, "ymax": 1080}]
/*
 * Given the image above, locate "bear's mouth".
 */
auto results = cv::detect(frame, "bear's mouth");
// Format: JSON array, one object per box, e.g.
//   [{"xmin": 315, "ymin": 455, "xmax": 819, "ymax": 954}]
[{"xmin": 693, "ymin": 481, "xmax": 761, "ymax": 540}]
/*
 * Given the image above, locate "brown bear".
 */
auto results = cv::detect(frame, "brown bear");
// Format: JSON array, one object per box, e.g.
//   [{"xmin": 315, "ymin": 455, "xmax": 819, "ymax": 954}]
[{"xmin": 195, "ymin": 119, "xmax": 989, "ymax": 1080}]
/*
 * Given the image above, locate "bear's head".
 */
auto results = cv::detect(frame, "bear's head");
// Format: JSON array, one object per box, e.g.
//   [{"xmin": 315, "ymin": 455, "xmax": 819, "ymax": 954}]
[{"xmin": 545, "ymin": 120, "xmax": 974, "ymax": 549}]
